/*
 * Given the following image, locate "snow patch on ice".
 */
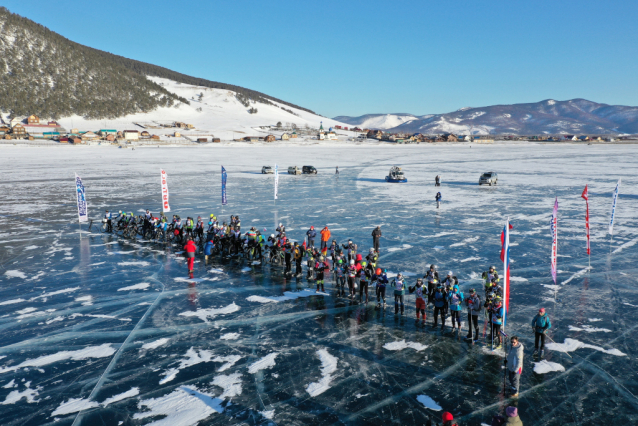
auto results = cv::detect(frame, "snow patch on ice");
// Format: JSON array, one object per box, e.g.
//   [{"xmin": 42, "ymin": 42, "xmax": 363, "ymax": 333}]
[
  {"xmin": 1, "ymin": 381, "xmax": 41, "ymax": 405},
  {"xmin": 568, "ymin": 325, "xmax": 612, "ymax": 333},
  {"xmin": 211, "ymin": 372, "xmax": 242, "ymax": 398},
  {"xmin": 460, "ymin": 256, "xmax": 481, "ymax": 263},
  {"xmin": 306, "ymin": 349, "xmax": 338, "ymax": 397},
  {"xmin": 142, "ymin": 338, "xmax": 170, "ymax": 350},
  {"xmin": 546, "ymin": 338, "xmax": 626, "ymax": 356},
  {"xmin": 134, "ymin": 386, "xmax": 224, "ymax": 423},
  {"xmin": 510, "ymin": 276, "xmax": 528, "ymax": 282},
  {"xmin": 220, "ymin": 332, "xmax": 240, "ymax": 340},
  {"xmin": 247, "ymin": 289, "xmax": 329, "ymax": 303},
  {"xmin": 613, "ymin": 236, "xmax": 638, "ymax": 254},
  {"xmin": 102, "ymin": 387, "xmax": 140, "ymax": 406},
  {"xmin": 533, "ymin": 360, "xmax": 565, "ymax": 374},
  {"xmin": 260, "ymin": 409, "xmax": 275, "ymax": 419},
  {"xmin": 117, "ymin": 261, "xmax": 150, "ymax": 267},
  {"xmin": 179, "ymin": 303, "xmax": 240, "ymax": 322},
  {"xmin": 213, "ymin": 355, "xmax": 242, "ymax": 372},
  {"xmin": 248, "ymin": 353, "xmax": 279, "ymax": 374},
  {"xmin": 30, "ymin": 287, "xmax": 80, "ymax": 300},
  {"xmin": 383, "ymin": 340, "xmax": 428, "ymax": 351},
  {"xmin": 0, "ymin": 298, "xmax": 25, "ymax": 306},
  {"xmin": 0, "ymin": 344, "xmax": 116, "ymax": 375},
  {"xmin": 4, "ymin": 270, "xmax": 26, "ymax": 279},
  {"xmin": 118, "ymin": 282, "xmax": 150, "ymax": 291},
  {"xmin": 416, "ymin": 394, "xmax": 442, "ymax": 411},
  {"xmin": 51, "ymin": 397, "xmax": 99, "ymax": 416},
  {"xmin": 562, "ymin": 267, "xmax": 591, "ymax": 285},
  {"xmin": 160, "ymin": 348, "xmax": 215, "ymax": 384},
  {"xmin": 588, "ymin": 318, "xmax": 602, "ymax": 322},
  {"xmin": 386, "ymin": 244, "xmax": 412, "ymax": 252}
]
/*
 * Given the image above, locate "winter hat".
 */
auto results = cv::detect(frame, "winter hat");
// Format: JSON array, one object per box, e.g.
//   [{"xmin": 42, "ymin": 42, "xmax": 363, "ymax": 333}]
[
  {"xmin": 448, "ymin": 271, "xmax": 453, "ymax": 276},
  {"xmin": 506, "ymin": 406, "xmax": 518, "ymax": 417},
  {"xmin": 442, "ymin": 412, "xmax": 454, "ymax": 422},
  {"xmin": 453, "ymin": 285, "xmax": 459, "ymax": 291},
  {"xmin": 539, "ymin": 308, "xmax": 546, "ymax": 314}
]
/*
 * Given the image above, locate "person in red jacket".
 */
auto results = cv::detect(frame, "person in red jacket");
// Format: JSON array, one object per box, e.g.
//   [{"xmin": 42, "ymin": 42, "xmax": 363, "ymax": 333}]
[{"xmin": 184, "ymin": 238, "xmax": 197, "ymax": 274}]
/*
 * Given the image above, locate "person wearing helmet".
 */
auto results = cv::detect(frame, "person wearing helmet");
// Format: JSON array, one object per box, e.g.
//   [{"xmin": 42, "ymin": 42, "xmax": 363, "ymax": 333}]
[
  {"xmin": 306, "ymin": 247, "xmax": 316, "ymax": 280},
  {"xmin": 306, "ymin": 226, "xmax": 317, "ymax": 249},
  {"xmin": 276, "ymin": 222, "xmax": 285, "ymax": 237},
  {"xmin": 195, "ymin": 216, "xmax": 204, "ymax": 240},
  {"xmin": 490, "ymin": 277, "xmax": 503, "ymax": 297},
  {"xmin": 441, "ymin": 271, "xmax": 457, "ymax": 290},
  {"xmin": 482, "ymin": 291, "xmax": 496, "ymax": 339},
  {"xmin": 333, "ymin": 258, "xmax": 346, "ymax": 296},
  {"xmin": 490, "ymin": 296, "xmax": 504, "ymax": 349},
  {"xmin": 343, "ymin": 239, "xmax": 357, "ymax": 263},
  {"xmin": 424, "ymin": 264, "xmax": 440, "ymax": 306},
  {"xmin": 104, "ymin": 210, "xmax": 112, "ymax": 233},
  {"xmin": 347, "ymin": 258, "xmax": 357, "ymax": 299},
  {"xmin": 375, "ymin": 268, "xmax": 389, "ymax": 308},
  {"xmin": 293, "ymin": 241, "xmax": 304, "ymax": 277},
  {"xmin": 184, "ymin": 237, "xmax": 197, "ymax": 275},
  {"xmin": 409, "ymin": 278, "xmax": 427, "ymax": 325},
  {"xmin": 283, "ymin": 238, "xmax": 293, "ymax": 274},
  {"xmin": 433, "ymin": 284, "xmax": 447, "ymax": 329},
  {"xmin": 371, "ymin": 225, "xmax": 382, "ymax": 253},
  {"xmin": 358, "ymin": 261, "xmax": 370, "ymax": 304},
  {"xmin": 482, "ymin": 266, "xmax": 500, "ymax": 296},
  {"xmin": 328, "ymin": 239, "xmax": 338, "ymax": 265},
  {"xmin": 448, "ymin": 285, "xmax": 464, "ymax": 332},
  {"xmin": 204, "ymin": 235, "xmax": 215, "ymax": 264},
  {"xmin": 315, "ymin": 255, "xmax": 330, "ymax": 292},
  {"xmin": 393, "ymin": 273, "xmax": 406, "ymax": 316},
  {"xmin": 465, "ymin": 288, "xmax": 482, "ymax": 342},
  {"xmin": 366, "ymin": 248, "xmax": 378, "ymax": 269}
]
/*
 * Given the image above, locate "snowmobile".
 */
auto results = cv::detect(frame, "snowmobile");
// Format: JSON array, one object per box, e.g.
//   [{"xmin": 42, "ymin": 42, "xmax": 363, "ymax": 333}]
[{"xmin": 385, "ymin": 166, "xmax": 408, "ymax": 183}]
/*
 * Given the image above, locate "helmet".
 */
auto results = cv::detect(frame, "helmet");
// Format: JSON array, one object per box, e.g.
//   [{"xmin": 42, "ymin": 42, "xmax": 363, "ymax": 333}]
[
  {"xmin": 319, "ymin": 256, "xmax": 324, "ymax": 261},
  {"xmin": 397, "ymin": 273, "xmax": 403, "ymax": 278},
  {"xmin": 118, "ymin": 210, "xmax": 122, "ymax": 214},
  {"xmin": 270, "ymin": 234, "xmax": 275, "ymax": 239},
  {"xmin": 208, "ymin": 221, "xmax": 213, "ymax": 225},
  {"xmin": 251, "ymin": 226, "xmax": 256, "ymax": 231},
  {"xmin": 430, "ymin": 264, "xmax": 436, "ymax": 269},
  {"xmin": 310, "ymin": 226, "xmax": 314, "ymax": 230},
  {"xmin": 470, "ymin": 288, "xmax": 476, "ymax": 293},
  {"xmin": 494, "ymin": 296, "xmax": 502, "ymax": 301},
  {"xmin": 294, "ymin": 241, "xmax": 299, "ymax": 246},
  {"xmin": 362, "ymin": 262, "xmax": 367, "ymax": 267},
  {"xmin": 490, "ymin": 266, "xmax": 496, "ymax": 270},
  {"xmin": 448, "ymin": 271, "xmax": 453, "ymax": 276},
  {"xmin": 210, "ymin": 214, "xmax": 214, "ymax": 217},
  {"xmin": 223, "ymin": 222, "xmax": 227, "ymax": 225},
  {"xmin": 491, "ymin": 276, "xmax": 498, "ymax": 283},
  {"xmin": 488, "ymin": 292, "xmax": 495, "ymax": 298},
  {"xmin": 370, "ymin": 248, "xmax": 375, "ymax": 253},
  {"xmin": 350, "ymin": 259, "xmax": 355, "ymax": 265},
  {"xmin": 375, "ymin": 268, "xmax": 382, "ymax": 275},
  {"xmin": 197, "ymin": 216, "xmax": 201, "ymax": 220},
  {"xmin": 338, "ymin": 259, "xmax": 343, "ymax": 264},
  {"xmin": 348, "ymin": 239, "xmax": 352, "ymax": 243},
  {"xmin": 278, "ymin": 223, "xmax": 282, "ymax": 227}
]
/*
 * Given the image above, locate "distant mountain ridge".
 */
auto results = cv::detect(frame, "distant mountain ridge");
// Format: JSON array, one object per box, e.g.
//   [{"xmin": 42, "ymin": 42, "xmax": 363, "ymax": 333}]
[
  {"xmin": 0, "ymin": 7, "xmax": 314, "ymax": 120},
  {"xmin": 335, "ymin": 99, "xmax": 638, "ymax": 135}
]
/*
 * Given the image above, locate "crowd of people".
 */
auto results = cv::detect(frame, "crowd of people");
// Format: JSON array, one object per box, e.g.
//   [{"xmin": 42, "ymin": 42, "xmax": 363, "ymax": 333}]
[{"xmin": 103, "ymin": 207, "xmax": 551, "ymax": 416}]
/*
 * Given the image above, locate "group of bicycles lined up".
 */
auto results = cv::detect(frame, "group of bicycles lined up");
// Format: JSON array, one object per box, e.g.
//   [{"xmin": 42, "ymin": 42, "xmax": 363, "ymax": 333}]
[{"xmin": 97, "ymin": 209, "xmax": 287, "ymax": 264}]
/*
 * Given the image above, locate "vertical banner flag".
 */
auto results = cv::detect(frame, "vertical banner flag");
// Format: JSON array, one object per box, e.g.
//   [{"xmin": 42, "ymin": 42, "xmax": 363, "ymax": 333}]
[
  {"xmin": 500, "ymin": 218, "xmax": 513, "ymax": 327},
  {"xmin": 582, "ymin": 185, "xmax": 590, "ymax": 255},
  {"xmin": 550, "ymin": 198, "xmax": 558, "ymax": 284},
  {"xmin": 274, "ymin": 164, "xmax": 279, "ymax": 200},
  {"xmin": 160, "ymin": 169, "xmax": 170, "ymax": 212},
  {"xmin": 609, "ymin": 179, "xmax": 621, "ymax": 235},
  {"xmin": 75, "ymin": 173, "xmax": 88, "ymax": 223},
  {"xmin": 221, "ymin": 166, "xmax": 228, "ymax": 205}
]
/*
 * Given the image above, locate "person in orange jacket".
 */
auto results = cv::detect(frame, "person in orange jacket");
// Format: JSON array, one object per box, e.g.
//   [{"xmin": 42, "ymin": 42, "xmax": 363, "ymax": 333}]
[
  {"xmin": 320, "ymin": 226, "xmax": 331, "ymax": 252},
  {"xmin": 184, "ymin": 238, "xmax": 197, "ymax": 274}
]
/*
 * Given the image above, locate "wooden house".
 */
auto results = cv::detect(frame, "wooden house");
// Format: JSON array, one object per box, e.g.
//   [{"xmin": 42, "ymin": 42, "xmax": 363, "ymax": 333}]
[
  {"xmin": 105, "ymin": 135, "xmax": 115, "ymax": 142},
  {"xmin": 81, "ymin": 131, "xmax": 98, "ymax": 140},
  {"xmin": 140, "ymin": 131, "xmax": 151, "ymax": 138},
  {"xmin": 290, "ymin": 132, "xmax": 298, "ymax": 138},
  {"xmin": 27, "ymin": 115, "xmax": 40, "ymax": 124},
  {"xmin": 212, "ymin": 138, "xmax": 221, "ymax": 143},
  {"xmin": 265, "ymin": 135, "xmax": 276, "ymax": 142},
  {"xmin": 70, "ymin": 137, "xmax": 82, "ymax": 144},
  {"xmin": 12, "ymin": 124, "xmax": 26, "ymax": 138},
  {"xmin": 447, "ymin": 134, "xmax": 458, "ymax": 142},
  {"xmin": 123, "ymin": 130, "xmax": 140, "ymax": 140},
  {"xmin": 281, "ymin": 133, "xmax": 290, "ymax": 140}
]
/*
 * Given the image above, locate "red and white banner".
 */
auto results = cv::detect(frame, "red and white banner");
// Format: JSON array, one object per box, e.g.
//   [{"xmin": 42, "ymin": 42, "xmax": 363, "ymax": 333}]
[
  {"xmin": 160, "ymin": 169, "xmax": 170, "ymax": 212},
  {"xmin": 582, "ymin": 185, "xmax": 590, "ymax": 255},
  {"xmin": 550, "ymin": 198, "xmax": 558, "ymax": 284}
]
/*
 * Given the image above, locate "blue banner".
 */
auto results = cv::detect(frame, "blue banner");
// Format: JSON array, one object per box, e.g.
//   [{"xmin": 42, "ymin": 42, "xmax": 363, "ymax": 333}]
[
  {"xmin": 221, "ymin": 166, "xmax": 227, "ymax": 205},
  {"xmin": 75, "ymin": 173, "xmax": 88, "ymax": 222},
  {"xmin": 609, "ymin": 179, "xmax": 621, "ymax": 235}
]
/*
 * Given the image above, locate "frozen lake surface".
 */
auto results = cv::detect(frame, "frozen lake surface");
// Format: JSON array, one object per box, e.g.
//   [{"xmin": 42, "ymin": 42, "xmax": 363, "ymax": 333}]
[{"xmin": 0, "ymin": 142, "xmax": 637, "ymax": 425}]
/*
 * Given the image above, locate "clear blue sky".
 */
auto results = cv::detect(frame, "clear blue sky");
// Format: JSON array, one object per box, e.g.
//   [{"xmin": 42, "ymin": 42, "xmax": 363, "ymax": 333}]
[{"xmin": 4, "ymin": 0, "xmax": 637, "ymax": 117}]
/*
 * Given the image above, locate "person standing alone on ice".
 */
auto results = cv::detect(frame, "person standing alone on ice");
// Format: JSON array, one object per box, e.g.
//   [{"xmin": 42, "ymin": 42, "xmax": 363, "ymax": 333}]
[
  {"xmin": 435, "ymin": 192, "xmax": 442, "ymax": 208},
  {"xmin": 532, "ymin": 307, "xmax": 551, "ymax": 358},
  {"xmin": 372, "ymin": 226, "xmax": 382, "ymax": 253},
  {"xmin": 320, "ymin": 226, "xmax": 331, "ymax": 252},
  {"xmin": 504, "ymin": 336, "xmax": 524, "ymax": 398}
]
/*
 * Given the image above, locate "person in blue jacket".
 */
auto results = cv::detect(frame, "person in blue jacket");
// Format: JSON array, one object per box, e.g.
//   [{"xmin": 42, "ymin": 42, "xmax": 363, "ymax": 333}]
[
  {"xmin": 204, "ymin": 238, "xmax": 215, "ymax": 263},
  {"xmin": 532, "ymin": 307, "xmax": 552, "ymax": 358},
  {"xmin": 447, "ymin": 285, "xmax": 464, "ymax": 332},
  {"xmin": 306, "ymin": 226, "xmax": 317, "ymax": 248},
  {"xmin": 433, "ymin": 284, "xmax": 447, "ymax": 329}
]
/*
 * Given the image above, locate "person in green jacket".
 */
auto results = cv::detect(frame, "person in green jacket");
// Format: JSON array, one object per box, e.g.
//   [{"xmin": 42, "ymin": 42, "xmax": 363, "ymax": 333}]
[{"xmin": 531, "ymin": 307, "xmax": 551, "ymax": 358}]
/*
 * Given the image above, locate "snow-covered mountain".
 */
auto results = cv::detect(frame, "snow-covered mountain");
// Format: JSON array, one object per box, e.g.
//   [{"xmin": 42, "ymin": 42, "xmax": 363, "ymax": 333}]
[
  {"xmin": 335, "ymin": 99, "xmax": 638, "ymax": 135},
  {"xmin": 49, "ymin": 77, "xmax": 346, "ymax": 140},
  {"xmin": 332, "ymin": 113, "xmax": 419, "ymax": 130}
]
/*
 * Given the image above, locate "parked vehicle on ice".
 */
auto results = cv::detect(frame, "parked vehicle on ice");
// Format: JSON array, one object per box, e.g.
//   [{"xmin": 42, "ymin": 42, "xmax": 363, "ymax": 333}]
[
  {"xmin": 479, "ymin": 172, "xmax": 498, "ymax": 185},
  {"xmin": 302, "ymin": 165, "xmax": 317, "ymax": 174},
  {"xmin": 261, "ymin": 166, "xmax": 273, "ymax": 174},
  {"xmin": 288, "ymin": 166, "xmax": 301, "ymax": 175}
]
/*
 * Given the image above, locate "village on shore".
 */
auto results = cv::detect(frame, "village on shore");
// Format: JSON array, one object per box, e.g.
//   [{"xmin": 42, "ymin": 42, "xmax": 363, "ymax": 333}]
[{"xmin": 0, "ymin": 114, "xmax": 633, "ymax": 147}]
